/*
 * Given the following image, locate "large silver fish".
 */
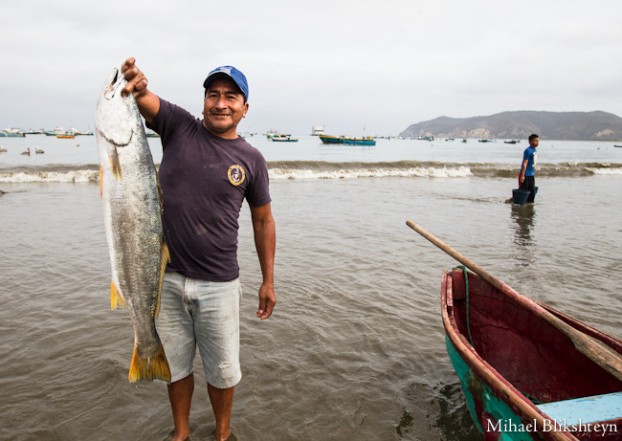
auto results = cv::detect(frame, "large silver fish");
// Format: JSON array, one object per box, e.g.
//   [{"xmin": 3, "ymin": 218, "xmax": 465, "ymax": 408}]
[{"xmin": 95, "ymin": 68, "xmax": 170, "ymax": 383}]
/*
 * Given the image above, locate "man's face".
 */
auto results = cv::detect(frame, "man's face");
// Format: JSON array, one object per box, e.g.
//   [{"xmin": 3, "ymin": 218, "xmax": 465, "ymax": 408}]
[
  {"xmin": 530, "ymin": 137, "xmax": 539, "ymax": 148},
  {"xmin": 203, "ymin": 77, "xmax": 248, "ymax": 139}
]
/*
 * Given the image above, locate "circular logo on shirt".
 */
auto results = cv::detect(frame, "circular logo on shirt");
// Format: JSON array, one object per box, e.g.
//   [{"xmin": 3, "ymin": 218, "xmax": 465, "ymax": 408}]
[{"xmin": 228, "ymin": 164, "xmax": 246, "ymax": 186}]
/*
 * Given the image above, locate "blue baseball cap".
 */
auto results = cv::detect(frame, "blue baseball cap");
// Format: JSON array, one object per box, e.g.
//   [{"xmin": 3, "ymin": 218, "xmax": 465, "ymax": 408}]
[{"xmin": 203, "ymin": 66, "xmax": 249, "ymax": 101}]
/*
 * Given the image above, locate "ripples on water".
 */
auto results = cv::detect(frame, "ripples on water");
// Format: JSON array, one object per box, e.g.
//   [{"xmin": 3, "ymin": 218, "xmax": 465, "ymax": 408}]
[{"xmin": 0, "ymin": 174, "xmax": 620, "ymax": 440}]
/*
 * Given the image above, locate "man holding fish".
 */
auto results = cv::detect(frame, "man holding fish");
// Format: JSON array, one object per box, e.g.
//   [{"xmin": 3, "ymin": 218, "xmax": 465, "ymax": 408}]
[{"xmin": 121, "ymin": 57, "xmax": 276, "ymax": 441}]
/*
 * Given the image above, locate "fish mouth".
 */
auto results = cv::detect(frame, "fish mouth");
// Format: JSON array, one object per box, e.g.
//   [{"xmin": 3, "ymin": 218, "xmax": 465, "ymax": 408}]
[{"xmin": 103, "ymin": 68, "xmax": 125, "ymax": 100}]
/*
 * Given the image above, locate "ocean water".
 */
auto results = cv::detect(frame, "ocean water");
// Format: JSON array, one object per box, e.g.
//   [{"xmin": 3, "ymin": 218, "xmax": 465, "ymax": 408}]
[{"xmin": 0, "ymin": 135, "xmax": 621, "ymax": 440}]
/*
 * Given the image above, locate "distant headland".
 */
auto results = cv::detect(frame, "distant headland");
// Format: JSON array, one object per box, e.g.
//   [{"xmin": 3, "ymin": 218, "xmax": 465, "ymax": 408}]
[{"xmin": 400, "ymin": 111, "xmax": 622, "ymax": 141}]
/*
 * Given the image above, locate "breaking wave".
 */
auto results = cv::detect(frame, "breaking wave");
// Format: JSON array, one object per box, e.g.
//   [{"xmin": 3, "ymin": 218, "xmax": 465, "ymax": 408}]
[{"xmin": 0, "ymin": 161, "xmax": 621, "ymax": 183}]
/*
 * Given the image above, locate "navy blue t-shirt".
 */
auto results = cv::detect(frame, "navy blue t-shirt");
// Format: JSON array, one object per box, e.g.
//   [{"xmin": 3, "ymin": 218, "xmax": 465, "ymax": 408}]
[{"xmin": 149, "ymin": 99, "xmax": 271, "ymax": 282}]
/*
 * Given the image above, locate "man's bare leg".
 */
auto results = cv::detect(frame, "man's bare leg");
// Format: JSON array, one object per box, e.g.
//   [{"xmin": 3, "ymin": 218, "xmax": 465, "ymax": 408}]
[
  {"xmin": 208, "ymin": 384, "xmax": 234, "ymax": 441},
  {"xmin": 168, "ymin": 374, "xmax": 194, "ymax": 441}
]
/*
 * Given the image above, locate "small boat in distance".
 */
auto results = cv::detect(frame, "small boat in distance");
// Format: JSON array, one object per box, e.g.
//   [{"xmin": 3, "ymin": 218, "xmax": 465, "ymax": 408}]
[
  {"xmin": 614, "ymin": 145, "xmax": 622, "ymax": 148},
  {"xmin": 56, "ymin": 132, "xmax": 75, "ymax": 139},
  {"xmin": 265, "ymin": 129, "xmax": 279, "ymax": 140},
  {"xmin": 271, "ymin": 134, "xmax": 298, "ymax": 142},
  {"xmin": 311, "ymin": 125, "xmax": 326, "ymax": 136},
  {"xmin": 69, "ymin": 128, "xmax": 94, "ymax": 136},
  {"xmin": 44, "ymin": 127, "xmax": 67, "ymax": 136},
  {"xmin": 0, "ymin": 128, "xmax": 25, "ymax": 137},
  {"xmin": 319, "ymin": 134, "xmax": 376, "ymax": 146},
  {"xmin": 0, "ymin": 132, "xmax": 23, "ymax": 138},
  {"xmin": 504, "ymin": 139, "xmax": 519, "ymax": 144}
]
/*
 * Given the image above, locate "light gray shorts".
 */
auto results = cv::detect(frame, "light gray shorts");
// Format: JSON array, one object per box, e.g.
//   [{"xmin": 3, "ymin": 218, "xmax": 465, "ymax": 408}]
[{"xmin": 156, "ymin": 272, "xmax": 242, "ymax": 388}]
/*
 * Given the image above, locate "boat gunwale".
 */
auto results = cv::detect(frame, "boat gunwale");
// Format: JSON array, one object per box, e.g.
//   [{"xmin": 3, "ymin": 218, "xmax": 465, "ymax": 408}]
[{"xmin": 441, "ymin": 270, "xmax": 580, "ymax": 441}]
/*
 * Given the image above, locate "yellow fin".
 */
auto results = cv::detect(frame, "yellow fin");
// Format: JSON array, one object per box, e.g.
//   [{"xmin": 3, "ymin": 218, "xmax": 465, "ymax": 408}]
[
  {"xmin": 153, "ymin": 242, "xmax": 170, "ymax": 319},
  {"xmin": 109, "ymin": 149, "xmax": 122, "ymax": 179},
  {"xmin": 99, "ymin": 165, "xmax": 103, "ymax": 198},
  {"xmin": 128, "ymin": 342, "xmax": 171, "ymax": 383},
  {"xmin": 110, "ymin": 281, "xmax": 126, "ymax": 310}
]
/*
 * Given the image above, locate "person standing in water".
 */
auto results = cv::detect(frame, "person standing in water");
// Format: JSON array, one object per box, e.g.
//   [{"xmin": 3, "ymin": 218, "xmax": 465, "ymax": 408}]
[
  {"xmin": 519, "ymin": 134, "xmax": 539, "ymax": 203},
  {"xmin": 121, "ymin": 57, "xmax": 276, "ymax": 441}
]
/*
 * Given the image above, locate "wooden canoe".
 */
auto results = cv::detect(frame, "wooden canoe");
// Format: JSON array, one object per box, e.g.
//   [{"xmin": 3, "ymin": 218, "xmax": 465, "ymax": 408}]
[{"xmin": 442, "ymin": 268, "xmax": 622, "ymax": 440}]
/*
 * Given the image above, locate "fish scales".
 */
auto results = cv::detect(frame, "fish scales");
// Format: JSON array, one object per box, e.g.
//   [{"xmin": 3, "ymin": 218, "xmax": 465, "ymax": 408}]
[{"xmin": 95, "ymin": 68, "xmax": 171, "ymax": 383}]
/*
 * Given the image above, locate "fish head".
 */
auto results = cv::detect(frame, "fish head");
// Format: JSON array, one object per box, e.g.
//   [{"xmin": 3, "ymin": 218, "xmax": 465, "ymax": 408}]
[{"xmin": 95, "ymin": 68, "xmax": 137, "ymax": 147}]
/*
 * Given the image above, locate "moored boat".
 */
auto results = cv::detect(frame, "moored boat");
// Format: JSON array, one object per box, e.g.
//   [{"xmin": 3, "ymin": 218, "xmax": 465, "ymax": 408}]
[
  {"xmin": 0, "ymin": 128, "xmax": 25, "ymax": 137},
  {"xmin": 69, "ymin": 128, "xmax": 94, "ymax": 136},
  {"xmin": 0, "ymin": 132, "xmax": 25, "ymax": 138},
  {"xmin": 265, "ymin": 129, "xmax": 279, "ymax": 140},
  {"xmin": 407, "ymin": 221, "xmax": 622, "ymax": 440},
  {"xmin": 271, "ymin": 134, "xmax": 298, "ymax": 142},
  {"xmin": 311, "ymin": 125, "xmax": 326, "ymax": 136},
  {"xmin": 56, "ymin": 132, "xmax": 76, "ymax": 139},
  {"xmin": 44, "ymin": 127, "xmax": 68, "ymax": 136},
  {"xmin": 319, "ymin": 134, "xmax": 376, "ymax": 146}
]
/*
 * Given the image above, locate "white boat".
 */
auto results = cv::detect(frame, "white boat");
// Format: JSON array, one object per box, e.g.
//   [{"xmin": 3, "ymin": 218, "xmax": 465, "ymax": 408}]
[
  {"xmin": 311, "ymin": 125, "xmax": 325, "ymax": 136},
  {"xmin": 44, "ymin": 127, "xmax": 68, "ymax": 136},
  {"xmin": 271, "ymin": 134, "xmax": 298, "ymax": 142},
  {"xmin": 265, "ymin": 129, "xmax": 279, "ymax": 139},
  {"xmin": 0, "ymin": 128, "xmax": 25, "ymax": 137},
  {"xmin": 70, "ymin": 128, "xmax": 94, "ymax": 136}
]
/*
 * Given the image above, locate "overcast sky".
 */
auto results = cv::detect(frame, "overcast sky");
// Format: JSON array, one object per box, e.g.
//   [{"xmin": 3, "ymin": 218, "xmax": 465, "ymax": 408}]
[{"xmin": 2, "ymin": 0, "xmax": 621, "ymax": 136}]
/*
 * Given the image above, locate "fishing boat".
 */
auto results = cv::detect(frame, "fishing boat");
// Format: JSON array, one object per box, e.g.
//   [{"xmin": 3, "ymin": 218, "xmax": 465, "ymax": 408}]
[
  {"xmin": 406, "ymin": 221, "xmax": 622, "ymax": 440},
  {"xmin": 0, "ymin": 128, "xmax": 25, "ymax": 137},
  {"xmin": 614, "ymin": 145, "xmax": 622, "ymax": 148},
  {"xmin": 56, "ymin": 132, "xmax": 75, "ymax": 139},
  {"xmin": 319, "ymin": 134, "xmax": 376, "ymax": 146},
  {"xmin": 265, "ymin": 129, "xmax": 279, "ymax": 140},
  {"xmin": 311, "ymin": 125, "xmax": 326, "ymax": 136},
  {"xmin": 0, "ymin": 132, "xmax": 24, "ymax": 138},
  {"xmin": 44, "ymin": 127, "xmax": 67, "ymax": 136},
  {"xmin": 69, "ymin": 128, "xmax": 94, "ymax": 136},
  {"xmin": 271, "ymin": 134, "xmax": 298, "ymax": 142}
]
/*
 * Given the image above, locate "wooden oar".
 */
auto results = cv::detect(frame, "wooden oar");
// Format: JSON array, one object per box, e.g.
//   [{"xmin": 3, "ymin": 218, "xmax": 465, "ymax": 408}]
[{"xmin": 406, "ymin": 219, "xmax": 622, "ymax": 383}]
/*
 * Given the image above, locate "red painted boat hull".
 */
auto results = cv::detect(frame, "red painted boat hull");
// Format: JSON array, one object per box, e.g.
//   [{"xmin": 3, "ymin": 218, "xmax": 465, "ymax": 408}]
[{"xmin": 442, "ymin": 268, "xmax": 622, "ymax": 440}]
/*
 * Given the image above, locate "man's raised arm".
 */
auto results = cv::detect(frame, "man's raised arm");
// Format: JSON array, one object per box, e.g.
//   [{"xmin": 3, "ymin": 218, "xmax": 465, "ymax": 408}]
[{"xmin": 120, "ymin": 57, "xmax": 160, "ymax": 124}]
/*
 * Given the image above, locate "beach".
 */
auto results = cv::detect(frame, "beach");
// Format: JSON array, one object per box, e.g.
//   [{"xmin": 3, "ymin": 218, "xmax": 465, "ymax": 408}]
[{"xmin": 0, "ymin": 135, "xmax": 621, "ymax": 440}]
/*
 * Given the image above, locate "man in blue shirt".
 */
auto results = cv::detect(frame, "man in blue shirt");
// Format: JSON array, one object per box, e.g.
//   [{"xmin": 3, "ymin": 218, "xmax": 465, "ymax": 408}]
[{"xmin": 519, "ymin": 134, "xmax": 539, "ymax": 202}]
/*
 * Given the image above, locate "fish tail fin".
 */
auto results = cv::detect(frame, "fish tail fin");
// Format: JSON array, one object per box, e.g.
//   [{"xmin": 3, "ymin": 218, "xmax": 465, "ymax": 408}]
[
  {"xmin": 153, "ymin": 242, "xmax": 170, "ymax": 318},
  {"xmin": 128, "ymin": 342, "xmax": 171, "ymax": 383},
  {"xmin": 110, "ymin": 281, "xmax": 126, "ymax": 310}
]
